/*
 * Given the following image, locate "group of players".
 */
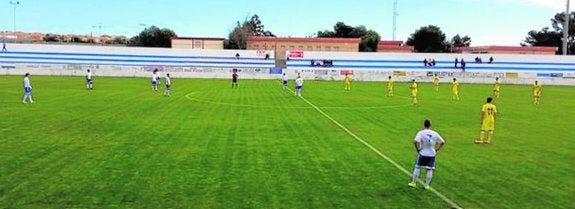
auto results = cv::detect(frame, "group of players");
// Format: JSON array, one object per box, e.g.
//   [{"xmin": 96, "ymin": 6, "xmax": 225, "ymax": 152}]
[{"xmin": 18, "ymin": 69, "xmax": 546, "ymax": 191}]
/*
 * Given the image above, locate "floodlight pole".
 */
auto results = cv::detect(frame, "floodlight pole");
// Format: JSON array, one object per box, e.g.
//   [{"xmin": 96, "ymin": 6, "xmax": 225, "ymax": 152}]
[
  {"xmin": 563, "ymin": 0, "xmax": 570, "ymax": 55},
  {"xmin": 10, "ymin": 1, "xmax": 20, "ymax": 38}
]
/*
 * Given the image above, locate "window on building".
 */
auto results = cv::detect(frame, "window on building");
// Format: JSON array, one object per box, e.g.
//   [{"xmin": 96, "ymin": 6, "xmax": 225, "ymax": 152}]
[
  {"xmin": 281, "ymin": 45, "xmax": 286, "ymax": 49},
  {"xmin": 298, "ymin": 46, "xmax": 304, "ymax": 50},
  {"xmin": 334, "ymin": 46, "xmax": 340, "ymax": 51},
  {"xmin": 289, "ymin": 46, "xmax": 295, "ymax": 50},
  {"xmin": 316, "ymin": 46, "xmax": 322, "ymax": 51},
  {"xmin": 254, "ymin": 44, "xmax": 259, "ymax": 49},
  {"xmin": 325, "ymin": 46, "xmax": 331, "ymax": 51},
  {"xmin": 307, "ymin": 46, "xmax": 313, "ymax": 51}
]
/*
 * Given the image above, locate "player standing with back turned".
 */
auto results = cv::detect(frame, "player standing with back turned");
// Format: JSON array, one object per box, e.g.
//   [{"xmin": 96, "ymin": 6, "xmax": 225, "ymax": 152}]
[
  {"xmin": 408, "ymin": 120, "xmax": 445, "ymax": 190},
  {"xmin": 476, "ymin": 97, "xmax": 497, "ymax": 144}
]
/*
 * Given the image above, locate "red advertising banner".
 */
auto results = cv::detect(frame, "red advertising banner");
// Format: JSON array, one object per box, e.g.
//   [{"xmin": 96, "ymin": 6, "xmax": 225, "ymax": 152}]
[
  {"xmin": 340, "ymin": 70, "xmax": 354, "ymax": 75},
  {"xmin": 288, "ymin": 51, "xmax": 304, "ymax": 58}
]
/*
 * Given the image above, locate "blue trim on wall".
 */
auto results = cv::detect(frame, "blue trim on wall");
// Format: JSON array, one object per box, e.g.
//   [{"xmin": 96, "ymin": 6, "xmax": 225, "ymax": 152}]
[
  {"xmin": 287, "ymin": 64, "xmax": 575, "ymax": 72},
  {"xmin": 0, "ymin": 61, "xmax": 273, "ymax": 69},
  {"xmin": 0, "ymin": 55, "xmax": 274, "ymax": 65},
  {"xmin": 289, "ymin": 59, "xmax": 575, "ymax": 66},
  {"xmin": 1, "ymin": 51, "xmax": 271, "ymax": 61}
]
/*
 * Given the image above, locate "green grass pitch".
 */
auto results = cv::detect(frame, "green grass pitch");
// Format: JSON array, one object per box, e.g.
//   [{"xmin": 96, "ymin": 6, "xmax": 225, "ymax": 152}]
[{"xmin": 0, "ymin": 75, "xmax": 574, "ymax": 208}]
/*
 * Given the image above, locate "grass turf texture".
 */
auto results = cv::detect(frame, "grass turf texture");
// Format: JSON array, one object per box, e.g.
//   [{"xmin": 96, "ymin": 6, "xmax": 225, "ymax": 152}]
[{"xmin": 0, "ymin": 75, "xmax": 574, "ymax": 208}]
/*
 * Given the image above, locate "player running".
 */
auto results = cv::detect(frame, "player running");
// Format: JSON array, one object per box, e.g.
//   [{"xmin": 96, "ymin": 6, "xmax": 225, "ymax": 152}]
[
  {"xmin": 164, "ymin": 73, "xmax": 171, "ymax": 96},
  {"xmin": 282, "ymin": 73, "xmax": 288, "ymax": 90},
  {"xmin": 493, "ymin": 77, "xmax": 501, "ymax": 98},
  {"xmin": 533, "ymin": 80, "xmax": 542, "ymax": 105},
  {"xmin": 451, "ymin": 78, "xmax": 460, "ymax": 100},
  {"xmin": 86, "ymin": 69, "xmax": 93, "ymax": 90},
  {"xmin": 433, "ymin": 74, "xmax": 440, "ymax": 91},
  {"xmin": 410, "ymin": 79, "xmax": 418, "ymax": 106},
  {"xmin": 476, "ymin": 97, "xmax": 497, "ymax": 144},
  {"xmin": 408, "ymin": 119, "xmax": 445, "ymax": 190},
  {"xmin": 151, "ymin": 69, "xmax": 159, "ymax": 92},
  {"xmin": 232, "ymin": 69, "xmax": 239, "ymax": 88},
  {"xmin": 387, "ymin": 76, "xmax": 394, "ymax": 97},
  {"xmin": 344, "ymin": 73, "xmax": 351, "ymax": 91},
  {"xmin": 295, "ymin": 73, "xmax": 303, "ymax": 96},
  {"xmin": 22, "ymin": 73, "xmax": 34, "ymax": 104}
]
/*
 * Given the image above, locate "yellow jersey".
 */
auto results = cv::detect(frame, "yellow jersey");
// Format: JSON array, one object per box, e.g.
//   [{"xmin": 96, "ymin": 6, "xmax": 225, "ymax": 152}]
[
  {"xmin": 533, "ymin": 84, "xmax": 542, "ymax": 95},
  {"xmin": 494, "ymin": 80, "xmax": 500, "ymax": 91},
  {"xmin": 452, "ymin": 81, "xmax": 459, "ymax": 92},
  {"xmin": 411, "ymin": 82, "xmax": 418, "ymax": 96},
  {"xmin": 387, "ymin": 78, "xmax": 393, "ymax": 89},
  {"xmin": 433, "ymin": 76, "xmax": 439, "ymax": 85},
  {"xmin": 481, "ymin": 103, "xmax": 497, "ymax": 122},
  {"xmin": 344, "ymin": 75, "xmax": 351, "ymax": 84}
]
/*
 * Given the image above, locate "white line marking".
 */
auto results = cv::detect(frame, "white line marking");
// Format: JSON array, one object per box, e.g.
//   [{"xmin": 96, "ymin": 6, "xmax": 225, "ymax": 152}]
[{"xmin": 286, "ymin": 86, "xmax": 462, "ymax": 209}]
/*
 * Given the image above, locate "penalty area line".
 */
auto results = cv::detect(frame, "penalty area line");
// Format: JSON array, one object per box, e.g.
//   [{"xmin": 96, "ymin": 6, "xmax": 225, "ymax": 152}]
[{"xmin": 285, "ymin": 84, "xmax": 462, "ymax": 209}]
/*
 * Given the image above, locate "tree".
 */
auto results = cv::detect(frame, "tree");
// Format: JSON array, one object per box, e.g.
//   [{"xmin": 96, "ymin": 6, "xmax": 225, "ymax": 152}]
[
  {"xmin": 523, "ymin": 12, "xmax": 575, "ymax": 54},
  {"xmin": 451, "ymin": 34, "xmax": 471, "ymax": 47},
  {"xmin": 317, "ymin": 22, "xmax": 381, "ymax": 52},
  {"xmin": 225, "ymin": 14, "xmax": 275, "ymax": 49},
  {"xmin": 128, "ymin": 26, "xmax": 176, "ymax": 48},
  {"xmin": 360, "ymin": 30, "xmax": 381, "ymax": 52},
  {"xmin": 406, "ymin": 25, "xmax": 449, "ymax": 52}
]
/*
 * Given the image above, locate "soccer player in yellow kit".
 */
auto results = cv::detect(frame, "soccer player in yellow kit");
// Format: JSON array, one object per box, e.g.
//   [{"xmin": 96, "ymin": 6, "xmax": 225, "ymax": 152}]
[
  {"xmin": 493, "ymin": 77, "xmax": 501, "ymax": 98},
  {"xmin": 344, "ymin": 74, "xmax": 351, "ymax": 91},
  {"xmin": 533, "ymin": 80, "xmax": 542, "ymax": 105},
  {"xmin": 387, "ymin": 76, "xmax": 394, "ymax": 97},
  {"xmin": 451, "ymin": 78, "xmax": 460, "ymax": 100},
  {"xmin": 410, "ymin": 79, "xmax": 418, "ymax": 106},
  {"xmin": 433, "ymin": 74, "xmax": 440, "ymax": 91},
  {"xmin": 476, "ymin": 97, "xmax": 497, "ymax": 144}
]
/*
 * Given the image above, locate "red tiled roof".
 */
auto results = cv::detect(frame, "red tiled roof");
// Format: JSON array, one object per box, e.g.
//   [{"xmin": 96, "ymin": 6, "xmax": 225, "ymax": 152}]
[
  {"xmin": 247, "ymin": 36, "xmax": 361, "ymax": 44},
  {"xmin": 378, "ymin": 40, "xmax": 403, "ymax": 46}
]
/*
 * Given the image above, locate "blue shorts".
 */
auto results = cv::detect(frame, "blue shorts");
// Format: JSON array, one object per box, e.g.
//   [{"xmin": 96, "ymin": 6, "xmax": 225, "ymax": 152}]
[
  {"xmin": 283, "ymin": 80, "xmax": 288, "ymax": 85},
  {"xmin": 415, "ymin": 154, "xmax": 436, "ymax": 169},
  {"xmin": 24, "ymin": 87, "xmax": 32, "ymax": 95},
  {"xmin": 295, "ymin": 86, "xmax": 302, "ymax": 90},
  {"xmin": 166, "ymin": 85, "xmax": 171, "ymax": 90},
  {"xmin": 152, "ymin": 81, "xmax": 157, "ymax": 85},
  {"xmin": 232, "ymin": 79, "xmax": 238, "ymax": 83},
  {"xmin": 86, "ymin": 79, "xmax": 92, "ymax": 84}
]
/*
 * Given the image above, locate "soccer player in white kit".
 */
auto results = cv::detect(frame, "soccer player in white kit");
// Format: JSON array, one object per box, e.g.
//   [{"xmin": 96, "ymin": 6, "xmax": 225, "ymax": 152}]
[
  {"xmin": 408, "ymin": 120, "xmax": 445, "ymax": 190},
  {"xmin": 86, "ymin": 69, "xmax": 93, "ymax": 90},
  {"xmin": 152, "ymin": 69, "xmax": 159, "ymax": 92},
  {"xmin": 295, "ymin": 73, "xmax": 303, "ymax": 96},
  {"xmin": 22, "ymin": 73, "xmax": 34, "ymax": 104},
  {"xmin": 164, "ymin": 73, "xmax": 171, "ymax": 96},
  {"xmin": 282, "ymin": 73, "xmax": 288, "ymax": 90}
]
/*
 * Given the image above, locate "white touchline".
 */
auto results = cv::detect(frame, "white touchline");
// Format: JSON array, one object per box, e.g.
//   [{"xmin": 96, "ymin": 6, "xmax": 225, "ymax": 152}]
[{"xmin": 285, "ymin": 84, "xmax": 462, "ymax": 209}]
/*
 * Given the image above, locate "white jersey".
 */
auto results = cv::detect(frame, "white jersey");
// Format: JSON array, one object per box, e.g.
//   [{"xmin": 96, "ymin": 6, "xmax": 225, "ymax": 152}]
[
  {"xmin": 414, "ymin": 129, "xmax": 445, "ymax": 157},
  {"xmin": 86, "ymin": 72, "xmax": 92, "ymax": 80},
  {"xmin": 283, "ymin": 74, "xmax": 288, "ymax": 81},
  {"xmin": 165, "ymin": 76, "xmax": 171, "ymax": 85},
  {"xmin": 24, "ymin": 77, "xmax": 31, "ymax": 88},
  {"xmin": 295, "ymin": 77, "xmax": 303, "ymax": 87},
  {"xmin": 152, "ymin": 73, "xmax": 159, "ymax": 82}
]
